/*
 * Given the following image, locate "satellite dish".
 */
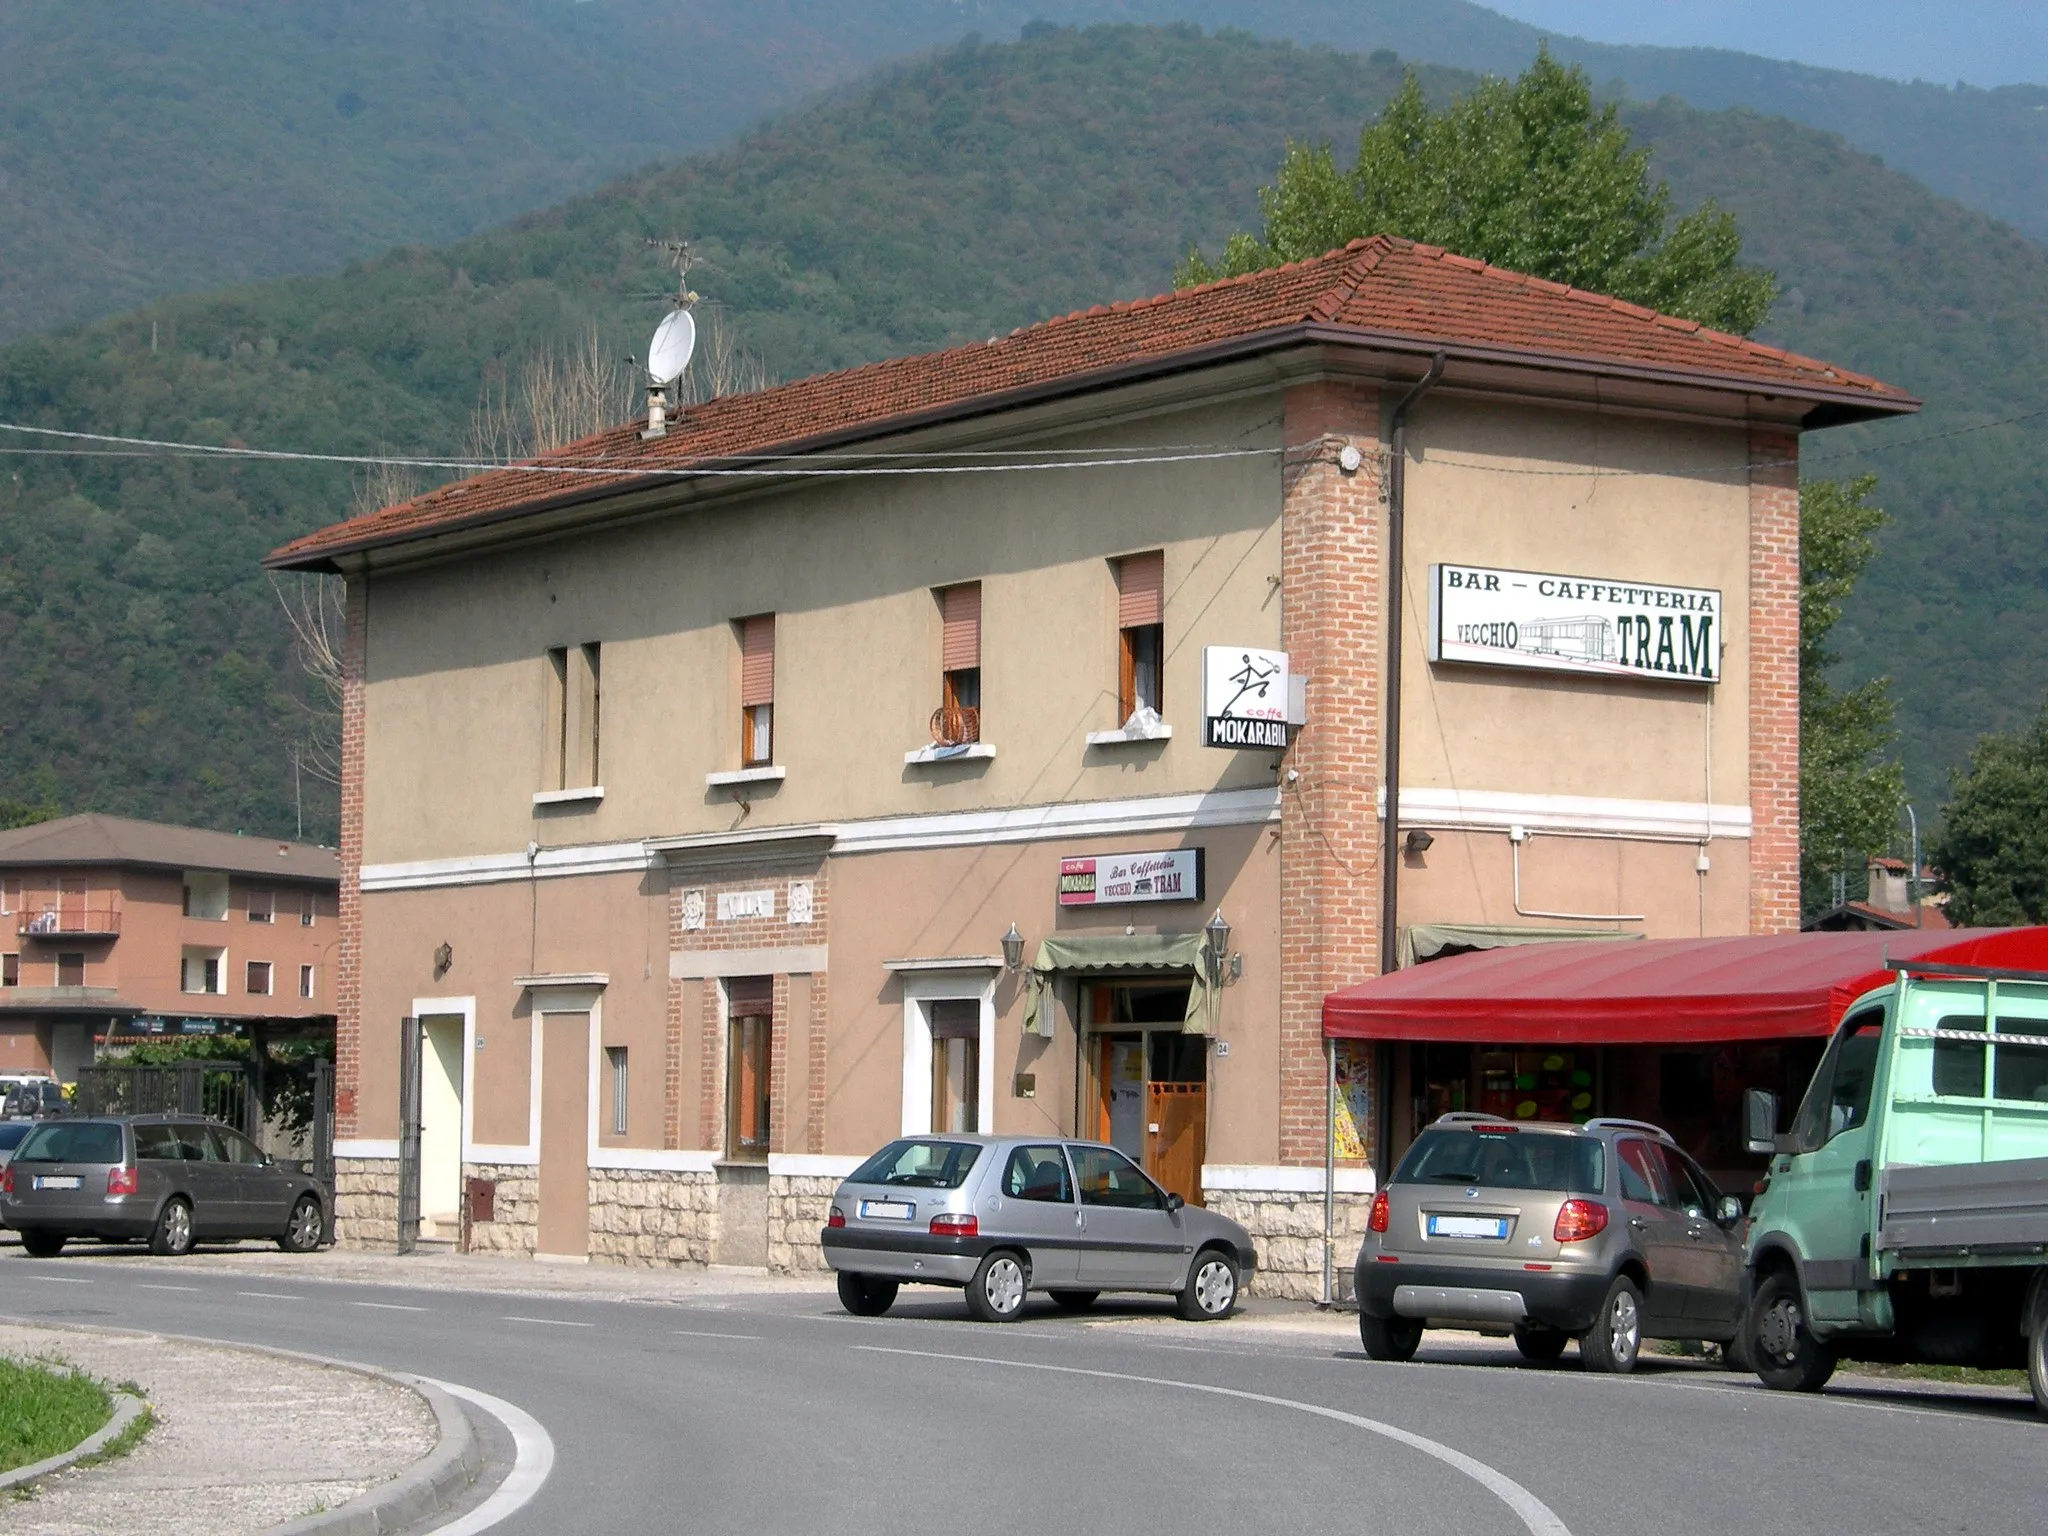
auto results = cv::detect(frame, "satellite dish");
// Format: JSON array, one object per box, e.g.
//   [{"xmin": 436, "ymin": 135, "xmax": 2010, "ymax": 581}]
[{"xmin": 646, "ymin": 308, "xmax": 697, "ymax": 385}]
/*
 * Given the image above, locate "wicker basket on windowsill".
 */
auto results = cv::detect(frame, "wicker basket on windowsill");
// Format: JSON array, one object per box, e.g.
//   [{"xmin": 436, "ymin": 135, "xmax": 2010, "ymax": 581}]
[{"xmin": 930, "ymin": 703, "xmax": 980, "ymax": 747}]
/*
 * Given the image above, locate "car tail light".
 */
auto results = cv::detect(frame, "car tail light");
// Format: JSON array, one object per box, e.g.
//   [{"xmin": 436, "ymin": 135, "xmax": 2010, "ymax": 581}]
[
  {"xmin": 0, "ymin": 1165, "xmax": 11, "ymax": 1195},
  {"xmin": 107, "ymin": 1165, "xmax": 139, "ymax": 1197},
  {"xmin": 1367, "ymin": 1190, "xmax": 1391, "ymax": 1233},
  {"xmin": 826, "ymin": 1204, "xmax": 846, "ymax": 1229},
  {"xmin": 1554, "ymin": 1199, "xmax": 1608, "ymax": 1243},
  {"xmin": 929, "ymin": 1212, "xmax": 978, "ymax": 1237}
]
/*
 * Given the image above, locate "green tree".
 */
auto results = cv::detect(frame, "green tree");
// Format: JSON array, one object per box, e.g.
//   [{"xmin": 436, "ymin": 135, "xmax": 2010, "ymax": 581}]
[
  {"xmin": 1800, "ymin": 475, "xmax": 1907, "ymax": 911},
  {"xmin": 1929, "ymin": 702, "xmax": 2048, "ymax": 926},
  {"xmin": 1177, "ymin": 48, "xmax": 1775, "ymax": 335}
]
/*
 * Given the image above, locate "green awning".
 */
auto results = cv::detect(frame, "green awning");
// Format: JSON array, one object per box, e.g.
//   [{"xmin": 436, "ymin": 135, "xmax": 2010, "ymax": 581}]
[
  {"xmin": 1399, "ymin": 922, "xmax": 1642, "ymax": 969},
  {"xmin": 1021, "ymin": 933, "xmax": 1211, "ymax": 1037}
]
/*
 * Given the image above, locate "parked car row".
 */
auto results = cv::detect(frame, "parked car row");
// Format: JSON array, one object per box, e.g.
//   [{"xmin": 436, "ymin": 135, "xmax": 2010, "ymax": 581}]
[{"xmin": 0, "ymin": 1114, "xmax": 329, "ymax": 1257}]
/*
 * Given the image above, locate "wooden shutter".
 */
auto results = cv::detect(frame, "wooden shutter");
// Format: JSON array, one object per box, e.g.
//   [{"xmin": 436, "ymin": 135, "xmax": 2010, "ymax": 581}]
[
  {"xmin": 739, "ymin": 614, "xmax": 776, "ymax": 706},
  {"xmin": 1117, "ymin": 551, "xmax": 1164, "ymax": 629},
  {"xmin": 940, "ymin": 583, "xmax": 981, "ymax": 670}
]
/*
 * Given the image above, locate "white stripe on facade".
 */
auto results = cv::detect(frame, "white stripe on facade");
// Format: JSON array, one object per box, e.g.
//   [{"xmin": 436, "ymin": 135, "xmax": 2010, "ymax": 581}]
[
  {"xmin": 1201, "ymin": 1163, "xmax": 1378, "ymax": 1194},
  {"xmin": 670, "ymin": 946, "xmax": 830, "ymax": 981},
  {"xmin": 767, "ymin": 1154, "xmax": 864, "ymax": 1177},
  {"xmin": 359, "ymin": 784, "xmax": 1749, "ymax": 894}
]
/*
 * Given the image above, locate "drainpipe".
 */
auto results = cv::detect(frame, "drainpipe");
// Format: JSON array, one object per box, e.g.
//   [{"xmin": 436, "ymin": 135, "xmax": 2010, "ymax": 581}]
[
  {"xmin": 1379, "ymin": 352, "xmax": 1446, "ymax": 981},
  {"xmin": 1322, "ymin": 1037, "xmax": 1336, "ymax": 1306}
]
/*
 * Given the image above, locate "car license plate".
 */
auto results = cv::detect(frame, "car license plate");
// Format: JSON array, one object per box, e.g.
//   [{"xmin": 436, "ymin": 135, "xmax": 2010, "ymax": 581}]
[
  {"xmin": 859, "ymin": 1199, "xmax": 914, "ymax": 1221},
  {"xmin": 1427, "ymin": 1214, "xmax": 1508, "ymax": 1239},
  {"xmin": 33, "ymin": 1176, "xmax": 81, "ymax": 1191}
]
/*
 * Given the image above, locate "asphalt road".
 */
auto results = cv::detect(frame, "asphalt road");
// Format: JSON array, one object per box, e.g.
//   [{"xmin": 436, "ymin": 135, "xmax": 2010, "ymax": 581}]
[{"xmin": 2, "ymin": 1249, "xmax": 2042, "ymax": 1536}]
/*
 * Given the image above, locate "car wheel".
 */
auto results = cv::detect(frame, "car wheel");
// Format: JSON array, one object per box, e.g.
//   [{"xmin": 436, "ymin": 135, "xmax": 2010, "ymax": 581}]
[
  {"xmin": 1513, "ymin": 1326, "xmax": 1569, "ymax": 1363},
  {"xmin": 149, "ymin": 1197, "xmax": 195, "ymax": 1258},
  {"xmin": 836, "ymin": 1272, "xmax": 899, "ymax": 1317},
  {"xmin": 278, "ymin": 1196, "xmax": 324, "ymax": 1254},
  {"xmin": 1359, "ymin": 1312, "xmax": 1423, "ymax": 1362},
  {"xmin": 2027, "ymin": 1314, "xmax": 2048, "ymax": 1418},
  {"xmin": 1720, "ymin": 1327, "xmax": 1755, "ymax": 1374},
  {"xmin": 1049, "ymin": 1290, "xmax": 1100, "ymax": 1312},
  {"xmin": 1750, "ymin": 1269, "xmax": 1837, "ymax": 1393},
  {"xmin": 964, "ymin": 1250, "xmax": 1029, "ymax": 1323},
  {"xmin": 1176, "ymin": 1248, "xmax": 1239, "ymax": 1322},
  {"xmin": 19, "ymin": 1229, "xmax": 65, "ymax": 1258},
  {"xmin": 1580, "ymin": 1275, "xmax": 1643, "ymax": 1374}
]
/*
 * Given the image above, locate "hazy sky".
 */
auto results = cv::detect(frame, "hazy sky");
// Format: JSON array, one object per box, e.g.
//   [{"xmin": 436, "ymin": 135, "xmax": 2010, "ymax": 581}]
[{"xmin": 1488, "ymin": 1, "xmax": 2047, "ymax": 87}]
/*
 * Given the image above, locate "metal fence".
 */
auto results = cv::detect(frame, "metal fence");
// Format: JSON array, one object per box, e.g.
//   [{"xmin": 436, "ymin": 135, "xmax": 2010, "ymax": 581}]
[{"xmin": 76, "ymin": 1061, "xmax": 253, "ymax": 1135}]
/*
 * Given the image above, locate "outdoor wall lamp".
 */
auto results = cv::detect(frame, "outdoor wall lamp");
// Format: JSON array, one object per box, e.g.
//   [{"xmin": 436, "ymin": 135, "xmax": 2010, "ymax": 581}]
[
  {"xmin": 1204, "ymin": 909, "xmax": 1239, "ymax": 988},
  {"xmin": 1000, "ymin": 922, "xmax": 1025, "ymax": 973},
  {"xmin": 1404, "ymin": 827, "xmax": 1435, "ymax": 857}
]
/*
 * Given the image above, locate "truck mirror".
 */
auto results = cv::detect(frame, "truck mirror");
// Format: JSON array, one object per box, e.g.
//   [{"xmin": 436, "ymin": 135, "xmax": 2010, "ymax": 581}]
[{"xmin": 1743, "ymin": 1088, "xmax": 1779, "ymax": 1156}]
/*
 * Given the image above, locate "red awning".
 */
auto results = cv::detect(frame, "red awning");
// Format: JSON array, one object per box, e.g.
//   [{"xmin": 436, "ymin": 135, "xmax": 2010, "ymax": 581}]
[{"xmin": 1321, "ymin": 927, "xmax": 2048, "ymax": 1045}]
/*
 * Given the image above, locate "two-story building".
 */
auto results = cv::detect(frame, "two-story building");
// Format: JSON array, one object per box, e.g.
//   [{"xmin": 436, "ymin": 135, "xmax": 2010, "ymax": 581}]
[
  {"xmin": 0, "ymin": 814, "xmax": 340, "ymax": 1078},
  {"xmin": 269, "ymin": 237, "xmax": 1914, "ymax": 1288}
]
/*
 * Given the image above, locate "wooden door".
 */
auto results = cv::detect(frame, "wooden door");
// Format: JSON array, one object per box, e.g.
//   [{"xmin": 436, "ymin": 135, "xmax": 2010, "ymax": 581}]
[
  {"xmin": 58, "ymin": 877, "xmax": 85, "ymax": 929},
  {"xmin": 1146, "ymin": 1081, "xmax": 1206, "ymax": 1207},
  {"xmin": 537, "ymin": 1011, "xmax": 590, "ymax": 1257}
]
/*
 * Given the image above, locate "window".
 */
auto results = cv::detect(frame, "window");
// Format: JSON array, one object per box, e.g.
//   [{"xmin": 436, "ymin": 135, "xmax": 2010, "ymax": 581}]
[
  {"xmin": 1116, "ymin": 551, "xmax": 1164, "ymax": 724},
  {"xmin": 56, "ymin": 952, "xmax": 84, "ymax": 987},
  {"xmin": 544, "ymin": 642, "xmax": 602, "ymax": 790},
  {"xmin": 929, "ymin": 999, "xmax": 980, "ymax": 1135},
  {"xmin": 0, "ymin": 878, "xmax": 17, "ymax": 914},
  {"xmin": 725, "ymin": 977, "xmax": 773, "ymax": 1160},
  {"xmin": 301, "ymin": 890, "xmax": 316, "ymax": 928},
  {"xmin": 299, "ymin": 963, "xmax": 316, "ymax": 1000},
  {"xmin": 247, "ymin": 888, "xmax": 274, "ymax": 923},
  {"xmin": 182, "ymin": 871, "xmax": 228, "ymax": 921},
  {"xmin": 2, "ymin": 953, "xmax": 17, "ymax": 987},
  {"xmin": 606, "ymin": 1045, "xmax": 629, "ymax": 1137},
  {"xmin": 181, "ymin": 948, "xmax": 224, "ymax": 995},
  {"xmin": 848, "ymin": 1139, "xmax": 984, "ymax": 1188},
  {"xmin": 246, "ymin": 960, "xmax": 273, "ymax": 996},
  {"xmin": 1941, "ymin": 1010, "xmax": 2048, "ymax": 1103},
  {"xmin": 935, "ymin": 583, "xmax": 981, "ymax": 744},
  {"xmin": 1932, "ymin": 1012, "xmax": 1987, "ymax": 1098},
  {"xmin": 1392, "ymin": 1128, "xmax": 1605, "ymax": 1194},
  {"xmin": 1000, "ymin": 1145, "xmax": 1072, "ymax": 1203},
  {"xmin": 1792, "ymin": 1011, "xmax": 1884, "ymax": 1149},
  {"xmin": 1068, "ymin": 1144, "xmax": 1165, "ymax": 1209},
  {"xmin": 733, "ymin": 613, "xmax": 776, "ymax": 766}
]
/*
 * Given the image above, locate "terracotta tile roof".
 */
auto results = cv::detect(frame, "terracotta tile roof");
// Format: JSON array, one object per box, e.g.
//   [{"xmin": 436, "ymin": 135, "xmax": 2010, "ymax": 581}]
[{"xmin": 269, "ymin": 237, "xmax": 1916, "ymax": 568}]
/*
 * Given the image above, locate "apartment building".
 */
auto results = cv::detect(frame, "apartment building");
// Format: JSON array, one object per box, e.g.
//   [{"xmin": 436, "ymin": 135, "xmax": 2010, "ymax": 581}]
[
  {"xmin": 269, "ymin": 237, "xmax": 1914, "ymax": 1289},
  {"xmin": 0, "ymin": 814, "xmax": 340, "ymax": 1078}
]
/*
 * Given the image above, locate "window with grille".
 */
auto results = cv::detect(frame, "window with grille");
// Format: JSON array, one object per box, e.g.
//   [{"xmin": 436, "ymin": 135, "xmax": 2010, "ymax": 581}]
[
  {"xmin": 738, "ymin": 614, "xmax": 776, "ymax": 766},
  {"xmin": 1116, "ymin": 551, "xmax": 1164, "ymax": 724},
  {"xmin": 606, "ymin": 1045, "xmax": 629, "ymax": 1137}
]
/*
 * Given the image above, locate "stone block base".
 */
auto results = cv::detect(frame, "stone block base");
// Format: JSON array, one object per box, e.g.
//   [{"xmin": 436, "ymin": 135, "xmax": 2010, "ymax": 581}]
[
  {"xmin": 333, "ymin": 1158, "xmax": 399, "ymax": 1249},
  {"xmin": 463, "ymin": 1163, "xmax": 539, "ymax": 1255},
  {"xmin": 767, "ymin": 1174, "xmax": 838, "ymax": 1274},
  {"xmin": 587, "ymin": 1169, "xmax": 718, "ymax": 1267},
  {"xmin": 1206, "ymin": 1186, "xmax": 1373, "ymax": 1301}
]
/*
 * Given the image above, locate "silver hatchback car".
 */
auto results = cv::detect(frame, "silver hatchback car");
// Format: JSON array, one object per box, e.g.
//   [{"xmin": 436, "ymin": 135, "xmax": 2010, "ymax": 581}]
[{"xmin": 822, "ymin": 1135, "xmax": 1257, "ymax": 1323}]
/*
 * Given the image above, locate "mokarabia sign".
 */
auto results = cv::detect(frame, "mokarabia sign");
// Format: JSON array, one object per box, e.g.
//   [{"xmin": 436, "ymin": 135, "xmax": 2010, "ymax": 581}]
[
  {"xmin": 1428, "ymin": 564, "xmax": 1720, "ymax": 685},
  {"xmin": 1202, "ymin": 645, "xmax": 1291, "ymax": 748},
  {"xmin": 1059, "ymin": 849, "xmax": 1204, "ymax": 907}
]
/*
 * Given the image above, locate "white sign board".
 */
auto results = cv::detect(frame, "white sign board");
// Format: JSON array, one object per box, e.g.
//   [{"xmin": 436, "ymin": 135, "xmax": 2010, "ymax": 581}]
[
  {"xmin": 1058, "ymin": 848, "xmax": 1204, "ymax": 908},
  {"xmin": 1202, "ymin": 646, "xmax": 1291, "ymax": 748},
  {"xmin": 716, "ymin": 889, "xmax": 776, "ymax": 921},
  {"xmin": 1428, "ymin": 564, "xmax": 1720, "ymax": 685}
]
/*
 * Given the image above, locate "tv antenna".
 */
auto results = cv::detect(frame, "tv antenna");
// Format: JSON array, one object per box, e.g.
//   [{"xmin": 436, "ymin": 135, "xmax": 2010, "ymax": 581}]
[{"xmin": 640, "ymin": 238, "xmax": 704, "ymax": 437}]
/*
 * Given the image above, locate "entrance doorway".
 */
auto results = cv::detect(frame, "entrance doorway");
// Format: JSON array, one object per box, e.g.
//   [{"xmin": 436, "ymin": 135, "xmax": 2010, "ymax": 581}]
[
  {"xmin": 418, "ymin": 1015, "xmax": 465, "ymax": 1240},
  {"xmin": 1084, "ymin": 980, "xmax": 1207, "ymax": 1206},
  {"xmin": 537, "ymin": 1010, "xmax": 591, "ymax": 1257}
]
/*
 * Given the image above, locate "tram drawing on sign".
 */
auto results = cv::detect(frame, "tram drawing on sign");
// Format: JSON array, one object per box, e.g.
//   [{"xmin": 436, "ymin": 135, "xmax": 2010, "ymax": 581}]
[{"xmin": 1428, "ymin": 564, "xmax": 1719, "ymax": 685}]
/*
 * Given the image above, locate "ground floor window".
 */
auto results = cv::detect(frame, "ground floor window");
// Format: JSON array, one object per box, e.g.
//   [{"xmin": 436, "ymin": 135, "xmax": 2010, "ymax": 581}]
[
  {"xmin": 726, "ymin": 977, "xmax": 773, "ymax": 1160},
  {"xmin": 56, "ymin": 952, "xmax": 85, "ymax": 987},
  {"xmin": 928, "ymin": 999, "xmax": 980, "ymax": 1134}
]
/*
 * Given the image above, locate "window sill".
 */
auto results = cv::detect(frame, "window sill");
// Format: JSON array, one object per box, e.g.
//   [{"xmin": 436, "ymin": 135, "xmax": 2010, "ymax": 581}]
[
  {"xmin": 532, "ymin": 785, "xmax": 604, "ymax": 807},
  {"xmin": 1085, "ymin": 721, "xmax": 1175, "ymax": 747},
  {"xmin": 705, "ymin": 766, "xmax": 787, "ymax": 788},
  {"xmin": 904, "ymin": 742, "xmax": 997, "ymax": 766}
]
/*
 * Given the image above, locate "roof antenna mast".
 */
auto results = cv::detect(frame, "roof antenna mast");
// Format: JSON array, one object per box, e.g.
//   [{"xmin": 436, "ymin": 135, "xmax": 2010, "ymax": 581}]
[{"xmin": 640, "ymin": 238, "xmax": 701, "ymax": 439}]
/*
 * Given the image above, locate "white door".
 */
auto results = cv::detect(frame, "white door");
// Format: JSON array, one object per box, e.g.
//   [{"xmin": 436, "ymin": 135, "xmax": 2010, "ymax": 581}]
[{"xmin": 419, "ymin": 1016, "xmax": 465, "ymax": 1234}]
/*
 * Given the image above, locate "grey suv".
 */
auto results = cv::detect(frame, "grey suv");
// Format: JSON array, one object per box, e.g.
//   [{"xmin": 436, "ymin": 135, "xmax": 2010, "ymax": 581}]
[
  {"xmin": 822, "ymin": 1135, "xmax": 1257, "ymax": 1323},
  {"xmin": 1353, "ymin": 1114, "xmax": 1745, "ymax": 1372},
  {"xmin": 0, "ymin": 1115, "xmax": 328, "ymax": 1258}
]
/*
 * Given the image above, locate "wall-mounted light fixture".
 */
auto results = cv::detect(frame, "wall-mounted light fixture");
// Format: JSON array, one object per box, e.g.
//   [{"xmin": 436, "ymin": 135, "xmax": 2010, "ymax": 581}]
[
  {"xmin": 1203, "ymin": 908, "xmax": 1238, "ymax": 989},
  {"xmin": 1000, "ymin": 922, "xmax": 1025, "ymax": 973},
  {"xmin": 433, "ymin": 941, "xmax": 453, "ymax": 980},
  {"xmin": 1403, "ymin": 827, "xmax": 1435, "ymax": 857}
]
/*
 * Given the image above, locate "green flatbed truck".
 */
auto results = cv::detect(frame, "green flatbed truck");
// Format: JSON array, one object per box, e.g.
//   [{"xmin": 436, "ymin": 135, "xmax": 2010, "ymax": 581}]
[{"xmin": 1739, "ymin": 961, "xmax": 2048, "ymax": 1414}]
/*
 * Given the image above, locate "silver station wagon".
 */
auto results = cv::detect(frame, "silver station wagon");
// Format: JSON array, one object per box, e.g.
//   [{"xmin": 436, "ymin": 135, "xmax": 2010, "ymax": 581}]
[{"xmin": 821, "ymin": 1134, "xmax": 1257, "ymax": 1322}]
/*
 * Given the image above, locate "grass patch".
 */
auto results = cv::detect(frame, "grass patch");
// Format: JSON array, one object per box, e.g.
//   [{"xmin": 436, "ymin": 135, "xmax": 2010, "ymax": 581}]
[
  {"xmin": 0, "ymin": 1357, "xmax": 112, "ymax": 1475},
  {"xmin": 1841, "ymin": 1360, "xmax": 2028, "ymax": 1389}
]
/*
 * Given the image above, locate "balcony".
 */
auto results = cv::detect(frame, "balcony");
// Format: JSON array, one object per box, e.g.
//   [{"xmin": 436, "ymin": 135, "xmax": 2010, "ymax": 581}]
[{"xmin": 18, "ymin": 908, "xmax": 122, "ymax": 939}]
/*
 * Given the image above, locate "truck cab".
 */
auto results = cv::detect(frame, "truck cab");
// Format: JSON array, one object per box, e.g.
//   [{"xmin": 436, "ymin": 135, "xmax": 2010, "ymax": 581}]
[{"xmin": 1741, "ymin": 963, "xmax": 2048, "ymax": 1412}]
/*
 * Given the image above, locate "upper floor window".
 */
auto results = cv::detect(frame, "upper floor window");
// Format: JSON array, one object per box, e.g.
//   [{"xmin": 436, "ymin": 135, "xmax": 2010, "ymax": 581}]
[
  {"xmin": 182, "ymin": 871, "xmax": 229, "ymax": 921},
  {"xmin": 544, "ymin": 642, "xmax": 602, "ymax": 791},
  {"xmin": 246, "ymin": 960, "xmax": 273, "ymax": 996},
  {"xmin": 0, "ymin": 953, "xmax": 16, "ymax": 987},
  {"xmin": 300, "ymin": 890, "xmax": 317, "ymax": 928},
  {"xmin": 247, "ymin": 888, "xmax": 274, "ymax": 924},
  {"xmin": 738, "ymin": 614, "xmax": 776, "ymax": 767},
  {"xmin": 181, "ymin": 948, "xmax": 225, "ymax": 995},
  {"xmin": 935, "ymin": 583, "xmax": 981, "ymax": 745},
  {"xmin": 1116, "ymin": 551, "xmax": 1164, "ymax": 725},
  {"xmin": 0, "ymin": 879, "xmax": 18, "ymax": 915},
  {"xmin": 299, "ymin": 963, "xmax": 316, "ymax": 999},
  {"xmin": 56, "ymin": 952, "xmax": 84, "ymax": 988}
]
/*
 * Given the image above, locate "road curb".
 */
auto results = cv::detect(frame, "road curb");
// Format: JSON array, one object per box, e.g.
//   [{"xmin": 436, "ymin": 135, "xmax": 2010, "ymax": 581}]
[
  {"xmin": 0, "ymin": 1387, "xmax": 148, "ymax": 1492},
  {"xmin": 0, "ymin": 1320, "xmax": 485, "ymax": 1535}
]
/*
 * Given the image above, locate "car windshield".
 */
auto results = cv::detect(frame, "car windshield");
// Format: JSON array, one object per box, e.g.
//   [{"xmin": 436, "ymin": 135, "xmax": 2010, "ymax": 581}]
[
  {"xmin": 848, "ymin": 1139, "xmax": 983, "ymax": 1189},
  {"xmin": 0, "ymin": 1122, "xmax": 32, "ymax": 1152},
  {"xmin": 14, "ymin": 1121, "xmax": 123, "ymax": 1164},
  {"xmin": 1395, "ymin": 1128, "xmax": 1605, "ymax": 1194}
]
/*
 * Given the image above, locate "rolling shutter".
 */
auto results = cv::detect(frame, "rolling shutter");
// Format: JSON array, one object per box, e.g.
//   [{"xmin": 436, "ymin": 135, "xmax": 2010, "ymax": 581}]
[
  {"xmin": 940, "ymin": 583, "xmax": 981, "ymax": 671},
  {"xmin": 1117, "ymin": 551, "xmax": 1163, "ymax": 629},
  {"xmin": 740, "ymin": 614, "xmax": 776, "ymax": 706}
]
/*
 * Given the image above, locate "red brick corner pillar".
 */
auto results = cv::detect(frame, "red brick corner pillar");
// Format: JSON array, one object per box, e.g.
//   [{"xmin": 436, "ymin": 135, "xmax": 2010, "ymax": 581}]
[
  {"xmin": 336, "ymin": 576, "xmax": 367, "ymax": 1137},
  {"xmin": 1748, "ymin": 428, "xmax": 1802, "ymax": 934},
  {"xmin": 1277, "ymin": 381, "xmax": 1384, "ymax": 1165}
]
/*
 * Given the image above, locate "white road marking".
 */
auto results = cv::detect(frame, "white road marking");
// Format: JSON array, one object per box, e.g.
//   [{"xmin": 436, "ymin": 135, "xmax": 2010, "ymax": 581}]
[
  {"xmin": 855, "ymin": 1344, "xmax": 1574, "ymax": 1536},
  {"xmin": 352, "ymin": 1301, "xmax": 429, "ymax": 1312},
  {"xmin": 136, "ymin": 1283, "xmax": 200, "ymax": 1293},
  {"xmin": 670, "ymin": 1329, "xmax": 762, "ymax": 1341},
  {"xmin": 21, "ymin": 1275, "xmax": 92, "ymax": 1284},
  {"xmin": 417, "ymin": 1378, "xmax": 555, "ymax": 1536},
  {"xmin": 236, "ymin": 1291, "xmax": 302, "ymax": 1301},
  {"xmin": 501, "ymin": 1316, "xmax": 591, "ymax": 1328}
]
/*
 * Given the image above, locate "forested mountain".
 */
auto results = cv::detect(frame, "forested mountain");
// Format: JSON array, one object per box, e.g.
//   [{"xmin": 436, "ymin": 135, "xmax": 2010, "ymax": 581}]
[
  {"xmin": 1, "ymin": 25, "xmax": 2042, "ymax": 839},
  {"xmin": 3, "ymin": 1, "xmax": 2044, "ymax": 341}
]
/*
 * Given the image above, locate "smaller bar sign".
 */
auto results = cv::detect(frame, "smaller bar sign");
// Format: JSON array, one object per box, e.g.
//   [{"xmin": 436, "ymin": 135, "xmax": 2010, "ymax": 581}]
[{"xmin": 1058, "ymin": 848, "xmax": 1204, "ymax": 907}]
